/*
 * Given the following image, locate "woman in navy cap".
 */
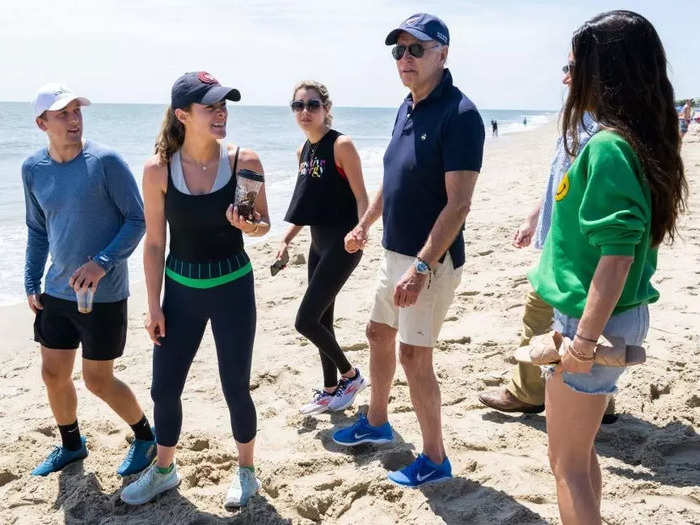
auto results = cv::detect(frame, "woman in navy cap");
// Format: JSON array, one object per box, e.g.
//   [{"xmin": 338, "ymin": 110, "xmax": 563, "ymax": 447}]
[{"xmin": 121, "ymin": 71, "xmax": 269, "ymax": 509}]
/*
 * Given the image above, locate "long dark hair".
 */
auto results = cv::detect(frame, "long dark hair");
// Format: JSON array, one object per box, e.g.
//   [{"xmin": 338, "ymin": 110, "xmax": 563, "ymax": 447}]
[{"xmin": 562, "ymin": 10, "xmax": 687, "ymax": 246}]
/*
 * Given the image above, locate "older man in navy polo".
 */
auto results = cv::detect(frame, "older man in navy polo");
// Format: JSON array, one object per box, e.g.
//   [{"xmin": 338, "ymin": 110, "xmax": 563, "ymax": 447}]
[{"xmin": 333, "ymin": 13, "xmax": 485, "ymax": 487}]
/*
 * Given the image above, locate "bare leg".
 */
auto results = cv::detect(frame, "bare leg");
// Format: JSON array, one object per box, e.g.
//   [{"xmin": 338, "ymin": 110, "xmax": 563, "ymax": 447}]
[
  {"xmin": 82, "ymin": 359, "xmax": 145, "ymax": 425},
  {"xmin": 41, "ymin": 347, "xmax": 78, "ymax": 425},
  {"xmin": 590, "ymin": 449, "xmax": 602, "ymax": 508},
  {"xmin": 156, "ymin": 445, "xmax": 175, "ymax": 468},
  {"xmin": 546, "ymin": 370, "xmax": 607, "ymax": 525},
  {"xmin": 236, "ymin": 438, "xmax": 255, "ymax": 468},
  {"xmin": 366, "ymin": 321, "xmax": 397, "ymax": 426},
  {"xmin": 399, "ymin": 344, "xmax": 444, "ymax": 463}
]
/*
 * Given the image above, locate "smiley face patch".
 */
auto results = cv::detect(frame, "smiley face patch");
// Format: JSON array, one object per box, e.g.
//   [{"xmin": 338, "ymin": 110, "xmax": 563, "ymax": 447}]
[{"xmin": 555, "ymin": 173, "xmax": 570, "ymax": 201}]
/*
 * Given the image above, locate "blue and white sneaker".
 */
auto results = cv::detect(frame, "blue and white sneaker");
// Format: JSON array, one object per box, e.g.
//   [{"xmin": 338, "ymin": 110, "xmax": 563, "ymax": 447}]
[
  {"xmin": 328, "ymin": 368, "xmax": 368, "ymax": 411},
  {"xmin": 332, "ymin": 413, "xmax": 393, "ymax": 446},
  {"xmin": 31, "ymin": 437, "xmax": 88, "ymax": 476},
  {"xmin": 120, "ymin": 461, "xmax": 181, "ymax": 505},
  {"xmin": 117, "ymin": 432, "xmax": 157, "ymax": 476},
  {"xmin": 387, "ymin": 453, "xmax": 452, "ymax": 487},
  {"xmin": 300, "ymin": 389, "xmax": 335, "ymax": 415},
  {"xmin": 224, "ymin": 467, "xmax": 261, "ymax": 509}
]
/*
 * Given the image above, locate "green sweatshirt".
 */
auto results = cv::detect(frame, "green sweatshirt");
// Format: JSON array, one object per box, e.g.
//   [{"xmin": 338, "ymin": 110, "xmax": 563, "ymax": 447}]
[{"xmin": 529, "ymin": 130, "xmax": 659, "ymax": 318}]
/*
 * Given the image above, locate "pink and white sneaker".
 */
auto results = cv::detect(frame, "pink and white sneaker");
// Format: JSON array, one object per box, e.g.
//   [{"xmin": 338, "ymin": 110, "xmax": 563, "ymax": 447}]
[
  {"xmin": 300, "ymin": 389, "xmax": 334, "ymax": 415},
  {"xmin": 328, "ymin": 368, "xmax": 368, "ymax": 411}
]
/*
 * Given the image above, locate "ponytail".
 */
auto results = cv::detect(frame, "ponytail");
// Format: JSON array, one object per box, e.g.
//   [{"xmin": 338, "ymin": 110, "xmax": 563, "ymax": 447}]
[{"xmin": 154, "ymin": 105, "xmax": 188, "ymax": 164}]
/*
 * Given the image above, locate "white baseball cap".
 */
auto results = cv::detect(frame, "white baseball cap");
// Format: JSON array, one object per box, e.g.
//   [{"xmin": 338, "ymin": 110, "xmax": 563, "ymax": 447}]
[{"xmin": 32, "ymin": 83, "xmax": 91, "ymax": 118}]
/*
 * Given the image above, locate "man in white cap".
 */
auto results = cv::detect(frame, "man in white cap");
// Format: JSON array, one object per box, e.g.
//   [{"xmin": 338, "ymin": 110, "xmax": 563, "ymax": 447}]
[{"xmin": 24, "ymin": 83, "xmax": 155, "ymax": 476}]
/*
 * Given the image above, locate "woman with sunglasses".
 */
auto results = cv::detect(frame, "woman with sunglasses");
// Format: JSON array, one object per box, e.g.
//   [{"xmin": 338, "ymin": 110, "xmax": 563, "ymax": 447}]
[
  {"xmin": 120, "ymin": 72, "xmax": 270, "ymax": 509},
  {"xmin": 529, "ymin": 11, "xmax": 687, "ymax": 523},
  {"xmin": 278, "ymin": 81, "xmax": 369, "ymax": 415}
]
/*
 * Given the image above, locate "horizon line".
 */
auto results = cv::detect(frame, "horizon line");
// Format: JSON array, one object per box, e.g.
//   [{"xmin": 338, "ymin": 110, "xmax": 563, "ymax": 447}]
[{"xmin": 0, "ymin": 100, "xmax": 559, "ymax": 113}]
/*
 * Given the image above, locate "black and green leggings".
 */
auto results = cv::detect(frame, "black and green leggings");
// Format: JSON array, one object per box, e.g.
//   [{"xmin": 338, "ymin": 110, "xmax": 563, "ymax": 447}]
[{"xmin": 151, "ymin": 269, "xmax": 256, "ymax": 446}]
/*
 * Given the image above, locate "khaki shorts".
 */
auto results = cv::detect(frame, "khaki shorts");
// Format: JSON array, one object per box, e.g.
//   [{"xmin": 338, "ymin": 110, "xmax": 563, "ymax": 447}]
[{"xmin": 370, "ymin": 250, "xmax": 463, "ymax": 347}]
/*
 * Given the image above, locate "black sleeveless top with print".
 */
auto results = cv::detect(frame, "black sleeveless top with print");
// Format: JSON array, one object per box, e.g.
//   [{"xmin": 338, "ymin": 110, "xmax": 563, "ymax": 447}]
[{"xmin": 284, "ymin": 129, "xmax": 357, "ymax": 231}]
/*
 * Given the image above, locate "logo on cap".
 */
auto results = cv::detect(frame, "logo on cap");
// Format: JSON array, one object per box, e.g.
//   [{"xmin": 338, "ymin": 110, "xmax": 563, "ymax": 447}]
[
  {"xmin": 406, "ymin": 16, "xmax": 420, "ymax": 26},
  {"xmin": 197, "ymin": 72, "xmax": 218, "ymax": 85}
]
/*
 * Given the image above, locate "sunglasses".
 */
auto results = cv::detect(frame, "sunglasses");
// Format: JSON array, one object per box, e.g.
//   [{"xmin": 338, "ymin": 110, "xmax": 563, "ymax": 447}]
[
  {"xmin": 391, "ymin": 43, "xmax": 441, "ymax": 60},
  {"xmin": 562, "ymin": 62, "xmax": 575, "ymax": 74},
  {"xmin": 290, "ymin": 99, "xmax": 323, "ymax": 112}
]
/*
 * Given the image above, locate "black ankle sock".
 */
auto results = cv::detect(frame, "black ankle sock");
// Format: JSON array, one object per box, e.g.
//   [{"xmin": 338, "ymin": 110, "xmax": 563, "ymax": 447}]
[
  {"xmin": 130, "ymin": 415, "xmax": 155, "ymax": 441},
  {"xmin": 58, "ymin": 420, "xmax": 82, "ymax": 451}
]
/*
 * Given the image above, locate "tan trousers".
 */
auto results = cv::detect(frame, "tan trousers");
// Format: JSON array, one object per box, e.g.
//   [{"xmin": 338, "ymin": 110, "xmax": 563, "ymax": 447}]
[{"xmin": 507, "ymin": 290, "xmax": 553, "ymax": 405}]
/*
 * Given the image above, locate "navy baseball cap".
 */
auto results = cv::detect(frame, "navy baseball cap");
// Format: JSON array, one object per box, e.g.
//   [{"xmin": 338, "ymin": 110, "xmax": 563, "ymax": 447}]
[
  {"xmin": 171, "ymin": 71, "xmax": 241, "ymax": 109},
  {"xmin": 385, "ymin": 13, "xmax": 450, "ymax": 46}
]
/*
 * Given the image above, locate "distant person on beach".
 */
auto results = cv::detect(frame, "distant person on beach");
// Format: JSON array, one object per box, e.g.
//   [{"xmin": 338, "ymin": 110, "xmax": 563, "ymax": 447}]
[
  {"xmin": 478, "ymin": 55, "xmax": 617, "ymax": 423},
  {"xmin": 679, "ymin": 99, "xmax": 693, "ymax": 138},
  {"xmin": 120, "ymin": 72, "xmax": 270, "ymax": 509},
  {"xmin": 23, "ymin": 84, "xmax": 154, "ymax": 477},
  {"xmin": 523, "ymin": 116, "xmax": 527, "ymax": 126},
  {"xmin": 333, "ymin": 13, "xmax": 485, "ymax": 487},
  {"xmin": 491, "ymin": 119, "xmax": 498, "ymax": 137},
  {"xmin": 278, "ymin": 81, "xmax": 369, "ymax": 415},
  {"xmin": 527, "ymin": 11, "xmax": 687, "ymax": 523}
]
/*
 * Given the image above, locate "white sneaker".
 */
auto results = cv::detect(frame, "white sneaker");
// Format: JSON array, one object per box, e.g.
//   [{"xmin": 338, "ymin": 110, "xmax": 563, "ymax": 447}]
[
  {"xmin": 120, "ymin": 461, "xmax": 181, "ymax": 505},
  {"xmin": 224, "ymin": 467, "xmax": 261, "ymax": 509},
  {"xmin": 328, "ymin": 368, "xmax": 368, "ymax": 411},
  {"xmin": 299, "ymin": 389, "xmax": 334, "ymax": 415}
]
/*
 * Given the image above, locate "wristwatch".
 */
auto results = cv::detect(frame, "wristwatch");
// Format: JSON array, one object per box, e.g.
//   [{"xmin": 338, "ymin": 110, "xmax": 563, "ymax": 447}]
[
  {"xmin": 414, "ymin": 258, "xmax": 431, "ymax": 275},
  {"xmin": 92, "ymin": 254, "xmax": 113, "ymax": 272}
]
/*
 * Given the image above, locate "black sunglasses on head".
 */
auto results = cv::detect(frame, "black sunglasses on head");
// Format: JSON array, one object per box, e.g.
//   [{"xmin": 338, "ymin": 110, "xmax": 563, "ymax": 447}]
[
  {"xmin": 290, "ymin": 99, "xmax": 323, "ymax": 112},
  {"xmin": 392, "ymin": 43, "xmax": 441, "ymax": 60}
]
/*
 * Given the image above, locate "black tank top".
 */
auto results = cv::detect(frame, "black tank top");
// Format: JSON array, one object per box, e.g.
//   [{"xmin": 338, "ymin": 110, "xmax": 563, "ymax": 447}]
[
  {"xmin": 165, "ymin": 147, "xmax": 243, "ymax": 262},
  {"xmin": 284, "ymin": 129, "xmax": 357, "ymax": 230}
]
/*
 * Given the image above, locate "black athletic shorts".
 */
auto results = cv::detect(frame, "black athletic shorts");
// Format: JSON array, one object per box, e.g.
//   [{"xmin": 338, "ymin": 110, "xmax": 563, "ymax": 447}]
[{"xmin": 33, "ymin": 293, "xmax": 127, "ymax": 361}]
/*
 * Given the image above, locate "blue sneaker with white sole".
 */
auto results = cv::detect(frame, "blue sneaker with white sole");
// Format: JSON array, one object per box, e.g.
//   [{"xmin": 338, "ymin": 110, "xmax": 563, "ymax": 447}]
[
  {"xmin": 332, "ymin": 413, "xmax": 393, "ymax": 446},
  {"xmin": 31, "ymin": 437, "xmax": 88, "ymax": 476},
  {"xmin": 117, "ymin": 431, "xmax": 157, "ymax": 476},
  {"xmin": 387, "ymin": 453, "xmax": 452, "ymax": 487}
]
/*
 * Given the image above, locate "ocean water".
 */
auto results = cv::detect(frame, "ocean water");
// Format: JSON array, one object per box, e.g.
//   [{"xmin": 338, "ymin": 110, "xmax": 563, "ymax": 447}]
[{"xmin": 0, "ymin": 102, "xmax": 552, "ymax": 305}]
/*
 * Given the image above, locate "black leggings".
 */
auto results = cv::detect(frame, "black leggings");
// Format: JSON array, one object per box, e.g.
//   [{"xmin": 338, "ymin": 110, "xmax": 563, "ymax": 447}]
[
  {"xmin": 295, "ymin": 225, "xmax": 362, "ymax": 388},
  {"xmin": 151, "ymin": 271, "xmax": 256, "ymax": 446}
]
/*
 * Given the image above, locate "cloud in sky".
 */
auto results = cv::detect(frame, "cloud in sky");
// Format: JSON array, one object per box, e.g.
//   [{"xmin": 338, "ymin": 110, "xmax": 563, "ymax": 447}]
[{"xmin": 2, "ymin": 0, "xmax": 698, "ymax": 109}]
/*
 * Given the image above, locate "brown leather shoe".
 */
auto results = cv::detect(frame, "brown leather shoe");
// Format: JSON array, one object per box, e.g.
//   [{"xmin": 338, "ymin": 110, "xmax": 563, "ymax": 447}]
[{"xmin": 478, "ymin": 388, "xmax": 545, "ymax": 414}]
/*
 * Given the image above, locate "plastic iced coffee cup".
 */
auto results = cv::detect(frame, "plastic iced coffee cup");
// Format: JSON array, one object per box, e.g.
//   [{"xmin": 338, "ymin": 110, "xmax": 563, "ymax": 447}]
[
  {"xmin": 234, "ymin": 169, "xmax": 265, "ymax": 222},
  {"xmin": 76, "ymin": 287, "xmax": 95, "ymax": 314}
]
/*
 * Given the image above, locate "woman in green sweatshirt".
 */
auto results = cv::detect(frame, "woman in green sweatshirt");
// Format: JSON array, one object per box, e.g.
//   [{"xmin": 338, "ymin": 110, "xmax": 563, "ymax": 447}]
[{"xmin": 529, "ymin": 11, "xmax": 688, "ymax": 525}]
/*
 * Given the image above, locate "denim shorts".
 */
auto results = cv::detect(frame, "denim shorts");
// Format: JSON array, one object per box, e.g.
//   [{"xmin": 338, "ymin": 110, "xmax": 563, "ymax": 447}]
[{"xmin": 549, "ymin": 304, "xmax": 650, "ymax": 395}]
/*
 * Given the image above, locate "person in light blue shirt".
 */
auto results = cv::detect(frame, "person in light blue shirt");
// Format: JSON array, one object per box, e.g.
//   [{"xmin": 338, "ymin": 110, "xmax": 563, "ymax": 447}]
[
  {"xmin": 478, "ymin": 61, "xmax": 615, "ymax": 420},
  {"xmin": 23, "ymin": 83, "xmax": 155, "ymax": 477}
]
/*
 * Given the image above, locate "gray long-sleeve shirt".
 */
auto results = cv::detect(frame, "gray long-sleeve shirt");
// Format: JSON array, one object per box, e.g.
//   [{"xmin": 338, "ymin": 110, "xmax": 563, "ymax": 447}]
[{"xmin": 22, "ymin": 140, "xmax": 145, "ymax": 302}]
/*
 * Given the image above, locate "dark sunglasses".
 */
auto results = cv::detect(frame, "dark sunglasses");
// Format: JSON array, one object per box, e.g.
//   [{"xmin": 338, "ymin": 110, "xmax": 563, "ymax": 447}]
[
  {"xmin": 391, "ymin": 43, "xmax": 441, "ymax": 60},
  {"xmin": 562, "ymin": 62, "xmax": 575, "ymax": 74},
  {"xmin": 290, "ymin": 99, "xmax": 323, "ymax": 112}
]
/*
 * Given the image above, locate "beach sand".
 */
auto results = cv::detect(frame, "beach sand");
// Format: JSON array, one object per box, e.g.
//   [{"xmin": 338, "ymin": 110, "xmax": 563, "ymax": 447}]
[{"xmin": 0, "ymin": 121, "xmax": 698, "ymax": 524}]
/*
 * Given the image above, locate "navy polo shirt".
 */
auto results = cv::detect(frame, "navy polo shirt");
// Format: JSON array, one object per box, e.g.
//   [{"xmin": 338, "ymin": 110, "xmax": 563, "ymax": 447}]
[{"xmin": 382, "ymin": 69, "xmax": 484, "ymax": 268}]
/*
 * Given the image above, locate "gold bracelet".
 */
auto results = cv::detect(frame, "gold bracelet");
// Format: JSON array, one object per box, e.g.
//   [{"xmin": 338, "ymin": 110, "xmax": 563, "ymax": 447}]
[{"xmin": 568, "ymin": 341, "xmax": 595, "ymax": 362}]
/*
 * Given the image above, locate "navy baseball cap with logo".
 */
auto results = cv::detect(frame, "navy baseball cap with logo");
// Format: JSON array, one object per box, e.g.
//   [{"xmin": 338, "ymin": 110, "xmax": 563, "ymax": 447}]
[
  {"xmin": 171, "ymin": 71, "xmax": 241, "ymax": 109},
  {"xmin": 385, "ymin": 13, "xmax": 450, "ymax": 46}
]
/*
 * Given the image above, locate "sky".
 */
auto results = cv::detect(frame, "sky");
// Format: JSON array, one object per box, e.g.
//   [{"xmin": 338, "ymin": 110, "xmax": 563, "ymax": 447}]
[{"xmin": 1, "ymin": 0, "xmax": 698, "ymax": 110}]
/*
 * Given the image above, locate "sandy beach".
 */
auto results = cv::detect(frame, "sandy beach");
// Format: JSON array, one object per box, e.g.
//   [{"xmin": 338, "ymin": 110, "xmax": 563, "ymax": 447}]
[{"xmin": 1, "ymin": 120, "xmax": 698, "ymax": 524}]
